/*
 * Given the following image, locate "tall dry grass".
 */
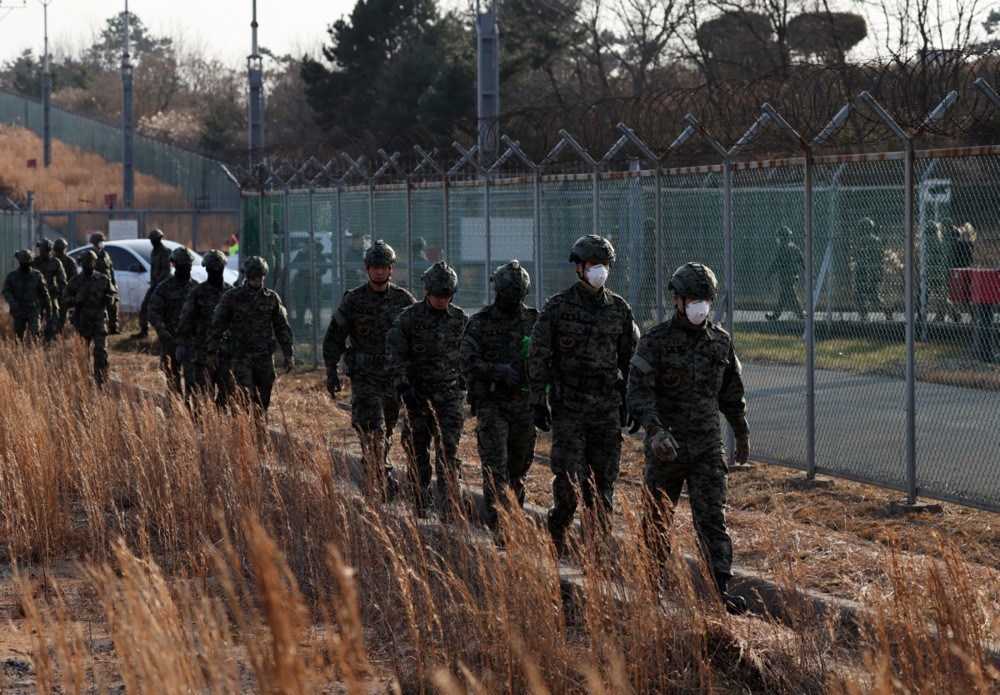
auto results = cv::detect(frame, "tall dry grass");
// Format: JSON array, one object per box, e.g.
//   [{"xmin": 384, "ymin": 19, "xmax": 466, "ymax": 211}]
[{"xmin": 2, "ymin": 335, "xmax": 998, "ymax": 692}]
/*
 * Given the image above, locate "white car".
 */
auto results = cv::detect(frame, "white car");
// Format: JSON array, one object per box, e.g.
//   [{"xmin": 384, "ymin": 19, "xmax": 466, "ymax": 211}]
[{"xmin": 68, "ymin": 240, "xmax": 239, "ymax": 313}]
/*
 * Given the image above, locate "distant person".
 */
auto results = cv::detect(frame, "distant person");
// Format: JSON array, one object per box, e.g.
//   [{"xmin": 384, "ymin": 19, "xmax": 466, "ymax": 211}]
[
  {"xmin": 62, "ymin": 250, "xmax": 117, "ymax": 384},
  {"xmin": 32, "ymin": 239, "xmax": 67, "ymax": 341},
  {"xmin": 89, "ymin": 232, "xmax": 120, "ymax": 334},
  {"xmin": 3, "ymin": 249, "xmax": 51, "ymax": 341},
  {"xmin": 853, "ymin": 218, "xmax": 888, "ymax": 321},
  {"xmin": 413, "ymin": 236, "xmax": 429, "ymax": 262},
  {"xmin": 923, "ymin": 221, "xmax": 955, "ymax": 323},
  {"xmin": 945, "ymin": 222, "xmax": 976, "ymax": 322},
  {"xmin": 149, "ymin": 247, "xmax": 198, "ymax": 394},
  {"xmin": 52, "ymin": 239, "xmax": 77, "ymax": 334},
  {"xmin": 765, "ymin": 226, "xmax": 804, "ymax": 321},
  {"xmin": 134, "ymin": 229, "xmax": 171, "ymax": 339},
  {"xmin": 289, "ymin": 239, "xmax": 326, "ymax": 331},
  {"xmin": 177, "ymin": 250, "xmax": 234, "ymax": 404}
]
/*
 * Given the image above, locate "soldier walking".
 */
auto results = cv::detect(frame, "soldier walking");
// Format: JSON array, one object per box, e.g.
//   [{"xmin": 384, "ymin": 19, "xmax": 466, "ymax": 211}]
[
  {"xmin": 3, "ymin": 249, "xmax": 52, "ymax": 341},
  {"xmin": 627, "ymin": 262, "xmax": 750, "ymax": 614},
  {"xmin": 765, "ymin": 226, "xmax": 804, "ymax": 321},
  {"xmin": 177, "ymin": 250, "xmax": 234, "ymax": 404},
  {"xmin": 31, "ymin": 240, "xmax": 67, "ymax": 340},
  {"xmin": 461, "ymin": 260, "xmax": 538, "ymax": 533},
  {"xmin": 208, "ymin": 256, "xmax": 294, "ymax": 413},
  {"xmin": 527, "ymin": 234, "xmax": 639, "ymax": 553},
  {"xmin": 135, "ymin": 229, "xmax": 171, "ymax": 338},
  {"xmin": 52, "ymin": 239, "xmax": 77, "ymax": 333},
  {"xmin": 62, "ymin": 249, "xmax": 117, "ymax": 384},
  {"xmin": 149, "ymin": 247, "xmax": 198, "ymax": 394},
  {"xmin": 323, "ymin": 240, "xmax": 416, "ymax": 498},
  {"xmin": 89, "ymin": 232, "xmax": 120, "ymax": 334},
  {"xmin": 386, "ymin": 261, "xmax": 469, "ymax": 516},
  {"xmin": 853, "ymin": 218, "xmax": 888, "ymax": 320}
]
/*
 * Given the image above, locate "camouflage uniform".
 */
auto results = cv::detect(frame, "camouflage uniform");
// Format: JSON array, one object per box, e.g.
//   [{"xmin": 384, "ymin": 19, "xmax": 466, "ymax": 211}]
[
  {"xmin": 138, "ymin": 230, "xmax": 171, "ymax": 335},
  {"xmin": 386, "ymin": 262, "xmax": 469, "ymax": 511},
  {"xmin": 31, "ymin": 243, "xmax": 66, "ymax": 339},
  {"xmin": 290, "ymin": 242, "xmax": 327, "ymax": 330},
  {"xmin": 149, "ymin": 247, "xmax": 198, "ymax": 393},
  {"xmin": 461, "ymin": 261, "xmax": 538, "ymax": 530},
  {"xmin": 90, "ymin": 233, "xmax": 120, "ymax": 333},
  {"xmin": 208, "ymin": 256, "xmax": 294, "ymax": 412},
  {"xmin": 765, "ymin": 227, "xmax": 804, "ymax": 321},
  {"xmin": 852, "ymin": 219, "xmax": 887, "ymax": 320},
  {"xmin": 62, "ymin": 250, "xmax": 117, "ymax": 383},
  {"xmin": 528, "ymin": 235, "xmax": 639, "ymax": 548},
  {"xmin": 53, "ymin": 240, "xmax": 77, "ymax": 333},
  {"xmin": 177, "ymin": 250, "xmax": 234, "ymax": 403},
  {"xmin": 323, "ymin": 243, "xmax": 416, "ymax": 488},
  {"xmin": 3, "ymin": 250, "xmax": 52, "ymax": 340}
]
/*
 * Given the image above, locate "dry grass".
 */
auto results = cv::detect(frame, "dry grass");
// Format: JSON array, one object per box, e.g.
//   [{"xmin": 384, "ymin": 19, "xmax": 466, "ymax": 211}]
[{"xmin": 0, "ymin": 333, "xmax": 999, "ymax": 692}]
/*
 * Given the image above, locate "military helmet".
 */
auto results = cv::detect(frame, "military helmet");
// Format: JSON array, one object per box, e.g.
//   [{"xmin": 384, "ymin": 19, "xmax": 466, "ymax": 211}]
[
  {"xmin": 242, "ymin": 255, "xmax": 269, "ymax": 278},
  {"xmin": 568, "ymin": 234, "xmax": 616, "ymax": 264},
  {"xmin": 491, "ymin": 260, "xmax": 530, "ymax": 300},
  {"xmin": 15, "ymin": 249, "xmax": 34, "ymax": 263},
  {"xmin": 89, "ymin": 232, "xmax": 106, "ymax": 244},
  {"xmin": 778, "ymin": 226, "xmax": 793, "ymax": 239},
  {"xmin": 363, "ymin": 239, "xmax": 396, "ymax": 266},
  {"xmin": 79, "ymin": 249, "xmax": 98, "ymax": 263},
  {"xmin": 148, "ymin": 228, "xmax": 164, "ymax": 241},
  {"xmin": 36, "ymin": 239, "xmax": 53, "ymax": 252},
  {"xmin": 668, "ymin": 262, "xmax": 718, "ymax": 300},
  {"xmin": 201, "ymin": 249, "xmax": 227, "ymax": 270},
  {"xmin": 53, "ymin": 238, "xmax": 68, "ymax": 251},
  {"xmin": 421, "ymin": 261, "xmax": 458, "ymax": 297},
  {"xmin": 170, "ymin": 247, "xmax": 195, "ymax": 265},
  {"xmin": 413, "ymin": 236, "xmax": 427, "ymax": 250},
  {"xmin": 857, "ymin": 217, "xmax": 875, "ymax": 232}
]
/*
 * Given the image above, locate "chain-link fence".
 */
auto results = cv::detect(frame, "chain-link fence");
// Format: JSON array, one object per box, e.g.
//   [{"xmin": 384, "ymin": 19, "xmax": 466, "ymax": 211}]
[{"xmin": 0, "ymin": 207, "xmax": 33, "ymax": 270}]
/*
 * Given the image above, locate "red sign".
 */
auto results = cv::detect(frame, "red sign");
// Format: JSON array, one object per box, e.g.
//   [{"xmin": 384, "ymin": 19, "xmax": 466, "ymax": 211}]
[
  {"xmin": 948, "ymin": 269, "xmax": 1000, "ymax": 304},
  {"xmin": 104, "ymin": 193, "xmax": 117, "ymax": 209},
  {"xmin": 26, "ymin": 158, "xmax": 36, "ymax": 169}
]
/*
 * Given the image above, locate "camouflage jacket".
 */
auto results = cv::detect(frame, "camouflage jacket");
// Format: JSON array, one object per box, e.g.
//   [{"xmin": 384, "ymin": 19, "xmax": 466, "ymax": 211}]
[
  {"xmin": 56, "ymin": 253, "xmax": 78, "ymax": 281},
  {"xmin": 323, "ymin": 282, "xmax": 416, "ymax": 377},
  {"xmin": 62, "ymin": 271, "xmax": 116, "ymax": 335},
  {"xmin": 528, "ymin": 281, "xmax": 638, "ymax": 415},
  {"xmin": 149, "ymin": 243, "xmax": 171, "ymax": 285},
  {"xmin": 149, "ymin": 275, "xmax": 198, "ymax": 338},
  {"xmin": 461, "ymin": 302, "xmax": 538, "ymax": 402},
  {"xmin": 177, "ymin": 280, "xmax": 233, "ymax": 354},
  {"xmin": 32, "ymin": 256, "xmax": 67, "ymax": 300},
  {"xmin": 386, "ymin": 299, "xmax": 469, "ymax": 392},
  {"xmin": 3, "ymin": 267, "xmax": 52, "ymax": 318},
  {"xmin": 626, "ymin": 312, "xmax": 748, "ymax": 458},
  {"xmin": 208, "ymin": 285, "xmax": 294, "ymax": 358},
  {"xmin": 94, "ymin": 248, "xmax": 116, "ymax": 286},
  {"xmin": 768, "ymin": 240, "xmax": 803, "ymax": 279}
]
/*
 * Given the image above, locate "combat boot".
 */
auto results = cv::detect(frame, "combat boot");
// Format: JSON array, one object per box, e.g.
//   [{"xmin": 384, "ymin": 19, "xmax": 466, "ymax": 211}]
[{"xmin": 716, "ymin": 574, "xmax": 748, "ymax": 615}]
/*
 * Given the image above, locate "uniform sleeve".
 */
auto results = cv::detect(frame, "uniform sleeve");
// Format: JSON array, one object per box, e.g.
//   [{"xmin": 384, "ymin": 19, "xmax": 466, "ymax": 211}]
[
  {"xmin": 61, "ymin": 277, "xmax": 76, "ymax": 306},
  {"xmin": 322, "ymin": 292, "xmax": 350, "ymax": 372},
  {"xmin": 104, "ymin": 279, "xmax": 118, "ymax": 310},
  {"xmin": 527, "ymin": 302, "xmax": 555, "ymax": 406},
  {"xmin": 149, "ymin": 285, "xmax": 167, "ymax": 335},
  {"xmin": 460, "ymin": 315, "xmax": 499, "ymax": 383},
  {"xmin": 618, "ymin": 303, "xmax": 640, "ymax": 382},
  {"xmin": 719, "ymin": 342, "xmax": 749, "ymax": 438},
  {"xmin": 208, "ymin": 293, "xmax": 233, "ymax": 355},
  {"xmin": 271, "ymin": 293, "xmax": 294, "ymax": 357},
  {"xmin": 37, "ymin": 276, "xmax": 51, "ymax": 317},
  {"xmin": 176, "ymin": 291, "xmax": 197, "ymax": 345},
  {"xmin": 385, "ymin": 310, "xmax": 412, "ymax": 387},
  {"xmin": 2, "ymin": 276, "xmax": 13, "ymax": 306},
  {"xmin": 54, "ymin": 262, "xmax": 67, "ymax": 293},
  {"xmin": 626, "ymin": 333, "xmax": 663, "ymax": 433},
  {"xmin": 106, "ymin": 256, "xmax": 116, "ymax": 286}
]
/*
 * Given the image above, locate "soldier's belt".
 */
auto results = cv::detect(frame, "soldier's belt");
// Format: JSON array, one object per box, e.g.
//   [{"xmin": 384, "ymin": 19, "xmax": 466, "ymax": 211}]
[
  {"xmin": 559, "ymin": 373, "xmax": 613, "ymax": 389},
  {"xmin": 352, "ymin": 350, "xmax": 387, "ymax": 365}
]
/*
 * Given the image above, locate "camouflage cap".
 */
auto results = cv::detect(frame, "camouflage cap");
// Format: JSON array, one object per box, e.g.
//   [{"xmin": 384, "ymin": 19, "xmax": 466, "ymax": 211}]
[
  {"xmin": 170, "ymin": 246, "xmax": 196, "ymax": 265},
  {"xmin": 53, "ymin": 238, "xmax": 68, "ymax": 251},
  {"xmin": 79, "ymin": 249, "xmax": 98, "ymax": 263},
  {"xmin": 413, "ymin": 236, "xmax": 427, "ymax": 249},
  {"xmin": 363, "ymin": 239, "xmax": 396, "ymax": 266},
  {"xmin": 778, "ymin": 226, "xmax": 793, "ymax": 238},
  {"xmin": 421, "ymin": 260, "xmax": 458, "ymax": 297},
  {"xmin": 668, "ymin": 262, "xmax": 718, "ymax": 300},
  {"xmin": 491, "ymin": 259, "xmax": 530, "ymax": 300},
  {"xmin": 15, "ymin": 249, "xmax": 34, "ymax": 263},
  {"xmin": 148, "ymin": 228, "xmax": 164, "ymax": 241},
  {"xmin": 89, "ymin": 232, "xmax": 106, "ymax": 244},
  {"xmin": 36, "ymin": 238, "xmax": 53, "ymax": 252},
  {"xmin": 568, "ymin": 234, "xmax": 616, "ymax": 264},
  {"xmin": 242, "ymin": 255, "xmax": 269, "ymax": 278},
  {"xmin": 201, "ymin": 249, "xmax": 227, "ymax": 269}
]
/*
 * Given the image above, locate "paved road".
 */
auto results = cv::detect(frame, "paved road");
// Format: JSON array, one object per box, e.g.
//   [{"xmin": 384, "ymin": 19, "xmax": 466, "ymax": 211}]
[{"xmin": 743, "ymin": 362, "xmax": 1000, "ymax": 508}]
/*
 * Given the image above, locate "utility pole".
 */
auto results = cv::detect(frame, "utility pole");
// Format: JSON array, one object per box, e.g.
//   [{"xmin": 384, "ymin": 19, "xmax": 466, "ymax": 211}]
[
  {"xmin": 476, "ymin": 0, "xmax": 499, "ymax": 166},
  {"xmin": 121, "ymin": 0, "xmax": 134, "ymax": 209},
  {"xmin": 247, "ymin": 0, "xmax": 264, "ymax": 167},
  {"xmin": 40, "ymin": 0, "xmax": 52, "ymax": 167}
]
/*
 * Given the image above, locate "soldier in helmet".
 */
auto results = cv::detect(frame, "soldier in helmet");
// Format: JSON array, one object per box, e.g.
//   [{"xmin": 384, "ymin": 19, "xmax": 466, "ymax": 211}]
[
  {"xmin": 852, "ymin": 217, "xmax": 888, "ymax": 321},
  {"xmin": 177, "ymin": 249, "xmax": 235, "ymax": 404},
  {"xmin": 89, "ymin": 232, "xmax": 119, "ymax": 332},
  {"xmin": 3, "ymin": 249, "xmax": 52, "ymax": 341},
  {"xmin": 627, "ymin": 262, "xmax": 750, "ymax": 614},
  {"xmin": 323, "ymin": 239, "xmax": 416, "ymax": 498},
  {"xmin": 461, "ymin": 260, "xmax": 539, "ymax": 533},
  {"xmin": 765, "ymin": 226, "xmax": 804, "ymax": 321},
  {"xmin": 61, "ymin": 249, "xmax": 117, "ymax": 383},
  {"xmin": 52, "ymin": 238, "xmax": 77, "ymax": 334},
  {"xmin": 207, "ymin": 256, "xmax": 294, "ymax": 413},
  {"xmin": 135, "ymin": 229, "xmax": 171, "ymax": 338},
  {"xmin": 149, "ymin": 247, "xmax": 199, "ymax": 393},
  {"xmin": 386, "ymin": 261, "xmax": 469, "ymax": 516},
  {"xmin": 289, "ymin": 238, "xmax": 327, "ymax": 331},
  {"xmin": 527, "ymin": 234, "xmax": 640, "ymax": 553},
  {"xmin": 32, "ymin": 239, "xmax": 67, "ymax": 340}
]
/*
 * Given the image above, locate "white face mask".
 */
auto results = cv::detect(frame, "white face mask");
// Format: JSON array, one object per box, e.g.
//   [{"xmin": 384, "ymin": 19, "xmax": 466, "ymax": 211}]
[
  {"xmin": 585, "ymin": 264, "xmax": 609, "ymax": 289},
  {"xmin": 96, "ymin": 242, "xmax": 105, "ymax": 250},
  {"xmin": 685, "ymin": 299, "xmax": 711, "ymax": 325}
]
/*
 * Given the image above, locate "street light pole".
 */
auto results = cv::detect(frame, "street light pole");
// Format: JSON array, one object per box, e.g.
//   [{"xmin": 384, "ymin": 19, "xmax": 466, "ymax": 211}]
[
  {"xmin": 41, "ymin": 0, "xmax": 52, "ymax": 167},
  {"xmin": 121, "ymin": 0, "xmax": 134, "ymax": 209},
  {"xmin": 247, "ymin": 0, "xmax": 264, "ymax": 167}
]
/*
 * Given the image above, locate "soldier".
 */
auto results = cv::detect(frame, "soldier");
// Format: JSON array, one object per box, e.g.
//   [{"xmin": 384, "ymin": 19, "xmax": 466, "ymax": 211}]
[
  {"xmin": 207, "ymin": 256, "xmax": 294, "ymax": 413},
  {"xmin": 89, "ymin": 232, "xmax": 120, "ymax": 334},
  {"xmin": 853, "ymin": 218, "xmax": 888, "ymax": 321},
  {"xmin": 923, "ymin": 221, "xmax": 954, "ymax": 323},
  {"xmin": 461, "ymin": 260, "xmax": 538, "ymax": 533},
  {"xmin": 386, "ymin": 261, "xmax": 469, "ymax": 516},
  {"xmin": 32, "ymin": 239, "xmax": 67, "ymax": 340},
  {"xmin": 765, "ymin": 226, "xmax": 804, "ymax": 321},
  {"xmin": 3, "ymin": 249, "xmax": 52, "ymax": 341},
  {"xmin": 149, "ymin": 247, "xmax": 198, "ymax": 394},
  {"xmin": 290, "ymin": 239, "xmax": 325, "ymax": 331},
  {"xmin": 626, "ymin": 262, "xmax": 750, "ymax": 614},
  {"xmin": 323, "ymin": 239, "xmax": 416, "ymax": 498},
  {"xmin": 177, "ymin": 249, "xmax": 234, "ymax": 403},
  {"xmin": 52, "ymin": 238, "xmax": 77, "ymax": 334},
  {"xmin": 527, "ymin": 234, "xmax": 639, "ymax": 553},
  {"xmin": 62, "ymin": 249, "xmax": 117, "ymax": 384},
  {"xmin": 412, "ymin": 236, "xmax": 429, "ymax": 263},
  {"xmin": 135, "ymin": 229, "xmax": 171, "ymax": 338}
]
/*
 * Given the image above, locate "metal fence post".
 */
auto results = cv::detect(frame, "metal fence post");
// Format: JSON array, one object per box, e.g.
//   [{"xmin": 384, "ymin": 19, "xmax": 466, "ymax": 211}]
[
  {"xmin": 308, "ymin": 185, "xmax": 318, "ymax": 366},
  {"xmin": 336, "ymin": 183, "xmax": 344, "ymax": 304},
  {"xmin": 282, "ymin": 187, "xmax": 291, "ymax": 298},
  {"xmin": 558, "ymin": 130, "xmax": 600, "ymax": 235}
]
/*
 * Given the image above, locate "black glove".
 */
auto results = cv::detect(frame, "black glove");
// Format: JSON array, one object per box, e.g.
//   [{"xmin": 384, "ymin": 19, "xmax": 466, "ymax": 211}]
[
  {"xmin": 206, "ymin": 353, "xmax": 219, "ymax": 372},
  {"xmin": 396, "ymin": 382, "xmax": 422, "ymax": 410},
  {"xmin": 626, "ymin": 413, "xmax": 641, "ymax": 434},
  {"xmin": 498, "ymin": 363, "xmax": 521, "ymax": 388},
  {"xmin": 532, "ymin": 403, "xmax": 552, "ymax": 432},
  {"xmin": 734, "ymin": 435, "xmax": 750, "ymax": 465},
  {"xmin": 326, "ymin": 371, "xmax": 341, "ymax": 398},
  {"xmin": 283, "ymin": 353, "xmax": 295, "ymax": 374}
]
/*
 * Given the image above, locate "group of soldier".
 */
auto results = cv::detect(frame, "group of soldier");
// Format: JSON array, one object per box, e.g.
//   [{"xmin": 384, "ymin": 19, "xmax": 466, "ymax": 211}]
[{"xmin": 323, "ymin": 234, "xmax": 751, "ymax": 614}]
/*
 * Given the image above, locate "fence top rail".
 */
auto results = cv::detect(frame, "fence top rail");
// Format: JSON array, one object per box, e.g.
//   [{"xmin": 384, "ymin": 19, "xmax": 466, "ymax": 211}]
[{"xmin": 36, "ymin": 208, "xmax": 241, "ymax": 216}]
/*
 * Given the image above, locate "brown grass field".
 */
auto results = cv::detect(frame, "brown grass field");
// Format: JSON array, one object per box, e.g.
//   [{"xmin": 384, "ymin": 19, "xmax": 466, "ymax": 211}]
[{"xmin": 0, "ymin": 310, "xmax": 998, "ymax": 693}]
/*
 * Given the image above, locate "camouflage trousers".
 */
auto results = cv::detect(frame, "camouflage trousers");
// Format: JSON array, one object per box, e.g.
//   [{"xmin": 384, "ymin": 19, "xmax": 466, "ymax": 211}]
[
  {"xmin": 138, "ymin": 283, "xmax": 156, "ymax": 332},
  {"xmin": 231, "ymin": 351, "xmax": 277, "ymax": 411},
  {"xmin": 768, "ymin": 280, "xmax": 803, "ymax": 320},
  {"xmin": 351, "ymin": 372, "xmax": 401, "ymax": 480},
  {"xmin": 643, "ymin": 448, "xmax": 732, "ymax": 582},
  {"xmin": 183, "ymin": 349, "xmax": 235, "ymax": 406},
  {"xmin": 80, "ymin": 331, "xmax": 109, "ymax": 385},
  {"xmin": 13, "ymin": 313, "xmax": 42, "ymax": 340},
  {"xmin": 159, "ymin": 336, "xmax": 184, "ymax": 394},
  {"xmin": 547, "ymin": 408, "xmax": 622, "ymax": 545},
  {"xmin": 474, "ymin": 398, "xmax": 535, "ymax": 529},
  {"xmin": 401, "ymin": 384, "xmax": 464, "ymax": 506}
]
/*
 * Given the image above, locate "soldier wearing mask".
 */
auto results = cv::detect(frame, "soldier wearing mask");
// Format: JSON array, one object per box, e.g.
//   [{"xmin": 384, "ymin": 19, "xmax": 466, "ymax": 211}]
[
  {"xmin": 61, "ymin": 249, "xmax": 117, "ymax": 384},
  {"xmin": 149, "ymin": 247, "xmax": 198, "ymax": 394},
  {"xmin": 3, "ymin": 249, "xmax": 52, "ymax": 341},
  {"xmin": 626, "ymin": 262, "xmax": 750, "ymax": 615},
  {"xmin": 89, "ymin": 232, "xmax": 120, "ymax": 334},
  {"xmin": 135, "ymin": 229, "xmax": 171, "ymax": 338},
  {"xmin": 461, "ymin": 260, "xmax": 538, "ymax": 533},
  {"xmin": 527, "ymin": 234, "xmax": 639, "ymax": 554},
  {"xmin": 386, "ymin": 261, "xmax": 469, "ymax": 517},
  {"xmin": 323, "ymin": 239, "xmax": 416, "ymax": 498},
  {"xmin": 207, "ymin": 256, "xmax": 294, "ymax": 413},
  {"xmin": 52, "ymin": 239, "xmax": 77, "ymax": 334},
  {"xmin": 32, "ymin": 239, "xmax": 67, "ymax": 341},
  {"xmin": 177, "ymin": 249, "xmax": 234, "ymax": 404},
  {"xmin": 764, "ymin": 226, "xmax": 804, "ymax": 321}
]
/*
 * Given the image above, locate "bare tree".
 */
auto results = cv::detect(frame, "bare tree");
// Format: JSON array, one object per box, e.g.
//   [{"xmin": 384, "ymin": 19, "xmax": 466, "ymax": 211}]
[{"xmin": 857, "ymin": 0, "xmax": 989, "ymax": 59}]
